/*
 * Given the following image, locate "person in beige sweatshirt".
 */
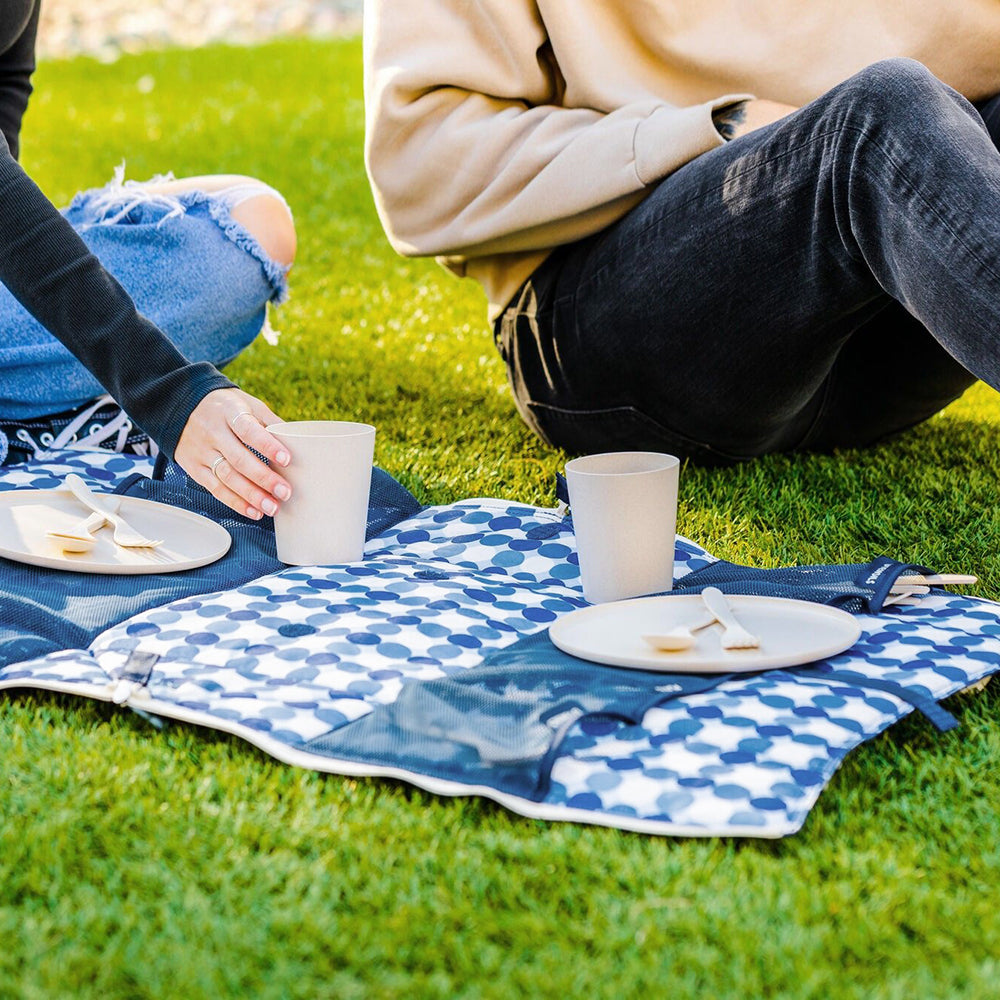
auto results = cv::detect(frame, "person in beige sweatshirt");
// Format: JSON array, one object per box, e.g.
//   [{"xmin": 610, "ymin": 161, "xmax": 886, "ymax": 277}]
[{"xmin": 365, "ymin": 1, "xmax": 1000, "ymax": 461}]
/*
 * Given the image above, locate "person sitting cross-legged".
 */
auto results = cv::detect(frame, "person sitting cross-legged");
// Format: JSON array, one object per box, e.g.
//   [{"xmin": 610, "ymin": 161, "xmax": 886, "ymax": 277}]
[
  {"xmin": 0, "ymin": 0, "xmax": 296, "ymax": 520},
  {"xmin": 364, "ymin": 1, "xmax": 1000, "ymax": 464}
]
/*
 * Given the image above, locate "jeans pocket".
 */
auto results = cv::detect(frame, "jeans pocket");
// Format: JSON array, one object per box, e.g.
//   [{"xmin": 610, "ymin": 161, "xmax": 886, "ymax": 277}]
[{"xmin": 524, "ymin": 401, "xmax": 752, "ymax": 465}]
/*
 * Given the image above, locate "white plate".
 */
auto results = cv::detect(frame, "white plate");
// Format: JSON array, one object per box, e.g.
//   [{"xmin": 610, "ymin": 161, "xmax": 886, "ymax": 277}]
[
  {"xmin": 548, "ymin": 594, "xmax": 862, "ymax": 673},
  {"xmin": 0, "ymin": 488, "xmax": 232, "ymax": 574}
]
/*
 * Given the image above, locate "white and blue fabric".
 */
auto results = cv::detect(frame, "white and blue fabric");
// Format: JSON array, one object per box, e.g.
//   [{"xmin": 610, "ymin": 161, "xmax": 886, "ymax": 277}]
[
  {"xmin": 0, "ymin": 452, "xmax": 421, "ymax": 668},
  {"xmin": 2, "ymin": 450, "xmax": 999, "ymax": 839}
]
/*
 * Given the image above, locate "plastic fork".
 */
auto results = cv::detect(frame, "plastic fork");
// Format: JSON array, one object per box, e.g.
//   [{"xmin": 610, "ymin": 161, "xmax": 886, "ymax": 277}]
[
  {"xmin": 64, "ymin": 473, "xmax": 162, "ymax": 549},
  {"xmin": 700, "ymin": 587, "xmax": 760, "ymax": 649}
]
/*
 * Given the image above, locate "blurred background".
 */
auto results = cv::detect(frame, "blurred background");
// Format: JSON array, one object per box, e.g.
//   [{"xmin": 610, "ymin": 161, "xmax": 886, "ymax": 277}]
[{"xmin": 37, "ymin": 0, "xmax": 362, "ymax": 61}]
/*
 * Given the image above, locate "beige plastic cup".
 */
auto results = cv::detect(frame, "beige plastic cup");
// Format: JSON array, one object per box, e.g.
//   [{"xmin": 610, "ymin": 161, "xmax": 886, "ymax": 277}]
[
  {"xmin": 267, "ymin": 420, "xmax": 376, "ymax": 565},
  {"xmin": 565, "ymin": 451, "xmax": 679, "ymax": 604}
]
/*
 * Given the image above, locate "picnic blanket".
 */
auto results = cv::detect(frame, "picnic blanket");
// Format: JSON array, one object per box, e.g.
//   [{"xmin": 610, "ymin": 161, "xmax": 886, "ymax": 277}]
[
  {"xmin": 0, "ymin": 452, "xmax": 421, "ymax": 668},
  {"xmin": 2, "ymin": 449, "xmax": 999, "ymax": 839}
]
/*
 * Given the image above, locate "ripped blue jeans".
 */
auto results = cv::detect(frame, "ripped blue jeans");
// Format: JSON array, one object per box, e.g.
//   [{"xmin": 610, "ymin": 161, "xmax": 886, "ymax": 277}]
[{"xmin": 0, "ymin": 171, "xmax": 289, "ymax": 420}]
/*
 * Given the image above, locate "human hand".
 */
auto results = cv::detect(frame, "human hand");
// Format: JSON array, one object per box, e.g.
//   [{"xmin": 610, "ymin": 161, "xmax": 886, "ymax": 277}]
[
  {"xmin": 174, "ymin": 387, "xmax": 292, "ymax": 519},
  {"xmin": 713, "ymin": 99, "xmax": 798, "ymax": 141}
]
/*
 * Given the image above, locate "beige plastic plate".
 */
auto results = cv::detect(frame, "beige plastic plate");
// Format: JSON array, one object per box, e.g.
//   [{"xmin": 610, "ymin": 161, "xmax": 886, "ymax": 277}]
[
  {"xmin": 549, "ymin": 594, "xmax": 862, "ymax": 673},
  {"xmin": 0, "ymin": 488, "xmax": 232, "ymax": 574}
]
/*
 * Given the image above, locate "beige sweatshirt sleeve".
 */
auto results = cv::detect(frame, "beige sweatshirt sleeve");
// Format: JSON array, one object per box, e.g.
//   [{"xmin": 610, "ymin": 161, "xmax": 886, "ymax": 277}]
[{"xmin": 364, "ymin": 0, "xmax": 750, "ymax": 260}]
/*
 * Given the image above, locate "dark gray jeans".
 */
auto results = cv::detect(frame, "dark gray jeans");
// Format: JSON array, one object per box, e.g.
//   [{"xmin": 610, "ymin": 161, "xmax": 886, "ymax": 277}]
[{"xmin": 495, "ymin": 59, "xmax": 1000, "ymax": 464}]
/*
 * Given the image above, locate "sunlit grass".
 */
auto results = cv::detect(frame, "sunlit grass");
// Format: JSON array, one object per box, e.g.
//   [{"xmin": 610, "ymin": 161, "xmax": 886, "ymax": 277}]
[{"xmin": 3, "ymin": 36, "xmax": 998, "ymax": 999}]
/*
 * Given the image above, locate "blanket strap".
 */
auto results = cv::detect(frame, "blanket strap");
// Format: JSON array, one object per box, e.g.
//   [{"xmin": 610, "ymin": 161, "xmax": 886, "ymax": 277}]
[
  {"xmin": 109, "ymin": 649, "xmax": 165, "ymax": 730},
  {"xmin": 813, "ymin": 669, "xmax": 959, "ymax": 732}
]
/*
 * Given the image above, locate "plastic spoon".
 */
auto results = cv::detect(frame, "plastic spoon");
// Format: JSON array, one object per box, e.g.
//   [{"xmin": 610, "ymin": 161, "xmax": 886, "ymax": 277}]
[
  {"xmin": 643, "ymin": 610, "xmax": 717, "ymax": 652},
  {"xmin": 46, "ymin": 510, "xmax": 110, "ymax": 553}
]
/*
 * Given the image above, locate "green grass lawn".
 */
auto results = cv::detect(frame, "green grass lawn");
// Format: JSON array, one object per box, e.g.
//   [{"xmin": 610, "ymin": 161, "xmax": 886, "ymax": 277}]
[{"xmin": 4, "ymin": 37, "xmax": 999, "ymax": 999}]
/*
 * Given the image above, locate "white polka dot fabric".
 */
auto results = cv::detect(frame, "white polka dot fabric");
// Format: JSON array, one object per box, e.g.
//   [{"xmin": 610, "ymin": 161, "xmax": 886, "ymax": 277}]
[{"xmin": 2, "ymin": 450, "xmax": 999, "ymax": 838}]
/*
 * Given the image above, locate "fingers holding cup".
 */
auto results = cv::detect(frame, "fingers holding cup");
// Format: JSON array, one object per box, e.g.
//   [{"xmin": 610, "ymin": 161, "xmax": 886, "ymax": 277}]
[
  {"xmin": 175, "ymin": 388, "xmax": 294, "ymax": 519},
  {"xmin": 217, "ymin": 395, "xmax": 293, "ymax": 511}
]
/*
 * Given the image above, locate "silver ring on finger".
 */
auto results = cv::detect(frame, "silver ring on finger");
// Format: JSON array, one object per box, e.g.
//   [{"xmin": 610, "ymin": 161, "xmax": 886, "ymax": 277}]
[
  {"xmin": 228, "ymin": 410, "xmax": 255, "ymax": 433},
  {"xmin": 210, "ymin": 454, "xmax": 227, "ymax": 480}
]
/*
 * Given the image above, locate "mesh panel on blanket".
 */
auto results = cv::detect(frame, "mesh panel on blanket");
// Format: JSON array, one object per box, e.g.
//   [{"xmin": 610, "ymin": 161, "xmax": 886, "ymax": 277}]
[
  {"xmin": 302, "ymin": 624, "xmax": 968, "ymax": 798},
  {"xmin": 0, "ymin": 466, "xmax": 421, "ymax": 668},
  {"xmin": 671, "ymin": 556, "xmax": 932, "ymax": 613},
  {"xmin": 305, "ymin": 631, "xmax": 739, "ymax": 800}
]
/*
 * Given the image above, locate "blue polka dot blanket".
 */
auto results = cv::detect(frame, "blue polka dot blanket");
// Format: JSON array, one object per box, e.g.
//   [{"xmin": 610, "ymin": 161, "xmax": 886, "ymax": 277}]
[{"xmin": 2, "ymin": 450, "xmax": 999, "ymax": 839}]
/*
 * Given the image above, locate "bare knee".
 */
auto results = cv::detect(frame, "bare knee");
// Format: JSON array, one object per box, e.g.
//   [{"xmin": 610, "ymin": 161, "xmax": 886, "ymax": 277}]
[
  {"xmin": 231, "ymin": 193, "xmax": 297, "ymax": 269},
  {"xmin": 136, "ymin": 172, "xmax": 298, "ymax": 268}
]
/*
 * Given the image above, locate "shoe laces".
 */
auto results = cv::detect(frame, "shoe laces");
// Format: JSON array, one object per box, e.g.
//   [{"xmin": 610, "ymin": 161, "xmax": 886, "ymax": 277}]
[{"xmin": 14, "ymin": 394, "xmax": 158, "ymax": 458}]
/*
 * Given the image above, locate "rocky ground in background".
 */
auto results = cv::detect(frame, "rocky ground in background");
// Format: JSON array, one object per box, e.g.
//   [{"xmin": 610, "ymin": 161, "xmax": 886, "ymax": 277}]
[{"xmin": 38, "ymin": 0, "xmax": 362, "ymax": 62}]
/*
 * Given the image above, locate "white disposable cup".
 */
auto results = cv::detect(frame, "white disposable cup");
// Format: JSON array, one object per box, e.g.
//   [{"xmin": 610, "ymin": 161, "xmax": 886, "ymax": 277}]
[
  {"xmin": 267, "ymin": 420, "xmax": 376, "ymax": 565},
  {"xmin": 565, "ymin": 451, "xmax": 679, "ymax": 604}
]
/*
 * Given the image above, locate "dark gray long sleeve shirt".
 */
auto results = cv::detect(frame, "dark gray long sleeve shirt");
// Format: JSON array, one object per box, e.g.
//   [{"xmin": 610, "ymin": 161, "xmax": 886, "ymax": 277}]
[{"xmin": 0, "ymin": 0, "xmax": 233, "ymax": 458}]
